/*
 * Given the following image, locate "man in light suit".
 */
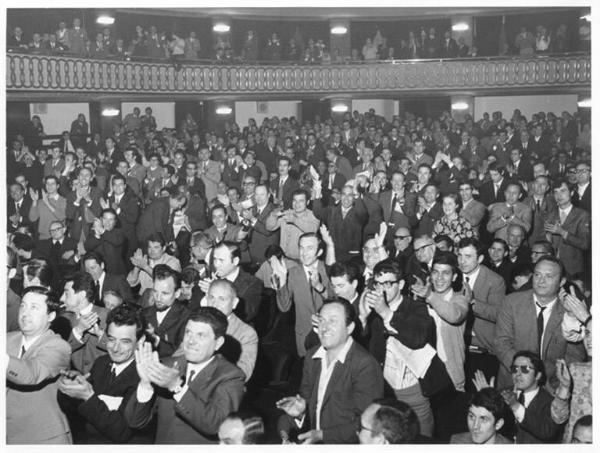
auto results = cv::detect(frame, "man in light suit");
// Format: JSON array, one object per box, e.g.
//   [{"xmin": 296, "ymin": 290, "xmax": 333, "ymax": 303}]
[
  {"xmin": 543, "ymin": 179, "xmax": 590, "ymax": 278},
  {"xmin": 125, "ymin": 307, "xmax": 246, "ymax": 444},
  {"xmin": 487, "ymin": 183, "xmax": 532, "ymax": 242},
  {"xmin": 494, "ymin": 256, "xmax": 587, "ymax": 391},
  {"xmin": 59, "ymin": 272, "xmax": 109, "ymax": 374},
  {"xmin": 458, "ymin": 182, "xmax": 486, "ymax": 233},
  {"xmin": 273, "ymin": 233, "xmax": 333, "ymax": 357},
  {"xmin": 277, "ymin": 298, "xmax": 384, "ymax": 444},
  {"xmin": 457, "ymin": 238, "xmax": 506, "ymax": 393},
  {"xmin": 7, "ymin": 286, "xmax": 72, "ymax": 444},
  {"xmin": 198, "ymin": 146, "xmax": 221, "ymax": 202}
]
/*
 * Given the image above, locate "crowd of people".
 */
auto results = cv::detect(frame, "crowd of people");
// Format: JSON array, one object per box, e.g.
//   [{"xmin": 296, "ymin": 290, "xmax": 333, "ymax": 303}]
[
  {"xmin": 6, "ymin": 102, "xmax": 592, "ymax": 444},
  {"xmin": 7, "ymin": 15, "xmax": 585, "ymax": 64}
]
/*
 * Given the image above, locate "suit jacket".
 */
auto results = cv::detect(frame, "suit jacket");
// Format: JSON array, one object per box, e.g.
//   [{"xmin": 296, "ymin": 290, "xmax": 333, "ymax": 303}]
[
  {"xmin": 522, "ymin": 194, "xmax": 557, "ymax": 246},
  {"xmin": 125, "ymin": 354, "xmax": 245, "ymax": 444},
  {"xmin": 572, "ymin": 183, "xmax": 591, "ymax": 213},
  {"xmin": 450, "ymin": 432, "xmax": 512, "ymax": 444},
  {"xmin": 222, "ymin": 160, "xmax": 242, "ymax": 189},
  {"xmin": 247, "ymin": 202, "xmax": 280, "ymax": 264},
  {"xmin": 516, "ymin": 387, "xmax": 562, "ymax": 443},
  {"xmin": 142, "ymin": 301, "xmax": 190, "ymax": 358},
  {"xmin": 136, "ymin": 198, "xmax": 173, "ymax": 244},
  {"xmin": 323, "ymin": 172, "xmax": 346, "ymax": 191},
  {"xmin": 6, "ymin": 329, "xmax": 72, "ymax": 444},
  {"xmin": 84, "ymin": 228, "xmax": 127, "ymax": 275},
  {"xmin": 74, "ymin": 355, "xmax": 146, "ymax": 443},
  {"xmin": 61, "ymin": 305, "xmax": 109, "ymax": 373},
  {"xmin": 183, "ymin": 176, "xmax": 206, "ymax": 199},
  {"xmin": 416, "ymin": 202, "xmax": 444, "ymax": 237},
  {"xmin": 508, "ymin": 160, "xmax": 534, "ymax": 183},
  {"xmin": 277, "ymin": 261, "xmax": 333, "ymax": 357},
  {"xmin": 299, "ymin": 341, "xmax": 384, "ymax": 443},
  {"xmin": 371, "ymin": 190, "xmax": 418, "ymax": 238},
  {"xmin": 545, "ymin": 206, "xmax": 590, "ymax": 276},
  {"xmin": 467, "ymin": 265, "xmax": 506, "ymax": 352},
  {"xmin": 65, "ymin": 187, "xmax": 104, "ymax": 241},
  {"xmin": 487, "ymin": 202, "xmax": 532, "ymax": 241},
  {"xmin": 361, "ymin": 194, "xmax": 384, "ymax": 241},
  {"xmin": 7, "ymin": 195, "xmax": 34, "ymax": 233},
  {"xmin": 270, "ymin": 176, "xmax": 301, "ymax": 210},
  {"xmin": 232, "ymin": 269, "xmax": 264, "ymax": 324},
  {"xmin": 203, "ymin": 223, "xmax": 244, "ymax": 244},
  {"xmin": 494, "ymin": 290, "xmax": 587, "ymax": 390},
  {"xmin": 478, "ymin": 178, "xmax": 510, "ymax": 207}
]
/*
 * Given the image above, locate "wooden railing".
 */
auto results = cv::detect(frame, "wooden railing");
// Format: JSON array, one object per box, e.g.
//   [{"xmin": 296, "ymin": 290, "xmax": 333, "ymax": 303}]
[{"xmin": 6, "ymin": 52, "xmax": 591, "ymax": 95}]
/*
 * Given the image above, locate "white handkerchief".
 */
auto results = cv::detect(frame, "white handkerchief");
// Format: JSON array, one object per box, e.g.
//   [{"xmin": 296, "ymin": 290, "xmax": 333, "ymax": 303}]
[{"xmin": 98, "ymin": 394, "xmax": 123, "ymax": 411}]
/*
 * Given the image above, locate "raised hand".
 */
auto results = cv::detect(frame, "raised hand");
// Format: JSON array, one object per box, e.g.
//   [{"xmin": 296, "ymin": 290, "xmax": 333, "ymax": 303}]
[
  {"xmin": 73, "ymin": 312, "xmax": 100, "ymax": 338},
  {"xmin": 555, "ymin": 359, "xmax": 572, "ymax": 389},
  {"xmin": 135, "ymin": 341, "xmax": 155, "ymax": 385},
  {"xmin": 472, "ymin": 370, "xmax": 494, "ymax": 391},
  {"xmin": 99, "ymin": 198, "xmax": 110, "ymax": 210},
  {"xmin": 319, "ymin": 224, "xmax": 333, "ymax": 245},
  {"xmin": 309, "ymin": 270, "xmax": 324, "ymax": 293},
  {"xmin": 364, "ymin": 288, "xmax": 390, "ymax": 319},
  {"xmin": 559, "ymin": 286, "xmax": 590, "ymax": 323},
  {"xmin": 276, "ymin": 394, "xmax": 306, "ymax": 418},
  {"xmin": 29, "ymin": 187, "xmax": 39, "ymax": 202}
]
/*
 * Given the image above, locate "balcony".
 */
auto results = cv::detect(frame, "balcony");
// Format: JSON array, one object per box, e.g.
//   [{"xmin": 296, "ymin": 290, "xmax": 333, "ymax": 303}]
[{"xmin": 6, "ymin": 52, "xmax": 591, "ymax": 98}]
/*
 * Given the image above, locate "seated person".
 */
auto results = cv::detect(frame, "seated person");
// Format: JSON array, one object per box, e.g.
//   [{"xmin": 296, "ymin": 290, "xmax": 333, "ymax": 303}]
[
  {"xmin": 218, "ymin": 411, "xmax": 265, "ymax": 445},
  {"xmin": 450, "ymin": 388, "xmax": 513, "ymax": 444},
  {"xmin": 358, "ymin": 399, "xmax": 421, "ymax": 444},
  {"xmin": 571, "ymin": 415, "xmax": 592, "ymax": 444}
]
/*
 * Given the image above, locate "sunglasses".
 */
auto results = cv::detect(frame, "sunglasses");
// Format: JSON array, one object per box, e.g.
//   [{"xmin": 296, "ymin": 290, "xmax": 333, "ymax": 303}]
[
  {"xmin": 510, "ymin": 365, "xmax": 534, "ymax": 374},
  {"xmin": 394, "ymin": 235, "xmax": 410, "ymax": 240}
]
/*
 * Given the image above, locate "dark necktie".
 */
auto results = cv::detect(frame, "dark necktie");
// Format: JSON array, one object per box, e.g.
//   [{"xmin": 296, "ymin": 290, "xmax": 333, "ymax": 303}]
[
  {"xmin": 392, "ymin": 194, "xmax": 399, "ymax": 211},
  {"xmin": 51, "ymin": 241, "xmax": 61, "ymax": 261},
  {"xmin": 517, "ymin": 392, "xmax": 525, "ymax": 406},
  {"xmin": 536, "ymin": 303, "xmax": 546, "ymax": 350},
  {"xmin": 536, "ymin": 200, "xmax": 541, "ymax": 212},
  {"xmin": 108, "ymin": 366, "xmax": 117, "ymax": 386},
  {"xmin": 186, "ymin": 369, "xmax": 196, "ymax": 385},
  {"xmin": 95, "ymin": 281, "xmax": 102, "ymax": 305},
  {"xmin": 21, "ymin": 345, "xmax": 26, "ymax": 358}
]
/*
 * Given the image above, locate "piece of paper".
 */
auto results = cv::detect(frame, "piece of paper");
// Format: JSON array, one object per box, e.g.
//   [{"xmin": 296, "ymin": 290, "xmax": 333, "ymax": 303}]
[{"xmin": 97, "ymin": 394, "xmax": 123, "ymax": 411}]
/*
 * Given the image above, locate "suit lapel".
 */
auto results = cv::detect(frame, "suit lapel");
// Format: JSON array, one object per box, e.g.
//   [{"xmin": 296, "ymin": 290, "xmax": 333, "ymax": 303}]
[
  {"xmin": 320, "ymin": 358, "xmax": 346, "ymax": 409},
  {"xmin": 541, "ymin": 303, "xmax": 563, "ymax": 357}
]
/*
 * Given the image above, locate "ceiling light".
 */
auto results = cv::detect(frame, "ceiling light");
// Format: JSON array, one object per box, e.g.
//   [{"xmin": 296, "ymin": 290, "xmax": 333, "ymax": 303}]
[
  {"xmin": 213, "ymin": 23, "xmax": 231, "ymax": 33},
  {"xmin": 331, "ymin": 104, "xmax": 349, "ymax": 113},
  {"xmin": 451, "ymin": 102, "xmax": 469, "ymax": 110},
  {"xmin": 577, "ymin": 98, "xmax": 591, "ymax": 108},
  {"xmin": 96, "ymin": 16, "xmax": 115, "ymax": 25},
  {"xmin": 216, "ymin": 106, "xmax": 232, "ymax": 115},
  {"xmin": 331, "ymin": 26, "xmax": 348, "ymax": 35},
  {"xmin": 101, "ymin": 108, "xmax": 120, "ymax": 117},
  {"xmin": 452, "ymin": 23, "xmax": 469, "ymax": 32}
]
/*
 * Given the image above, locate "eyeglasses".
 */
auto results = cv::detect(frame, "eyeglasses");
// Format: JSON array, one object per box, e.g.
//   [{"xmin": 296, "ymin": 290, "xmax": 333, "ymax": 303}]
[
  {"xmin": 576, "ymin": 169, "xmax": 590, "ymax": 174},
  {"xmin": 49, "ymin": 227, "xmax": 63, "ymax": 233},
  {"xmin": 374, "ymin": 280, "xmax": 398, "ymax": 289},
  {"xmin": 414, "ymin": 243, "xmax": 434, "ymax": 253},
  {"xmin": 394, "ymin": 235, "xmax": 410, "ymax": 240},
  {"xmin": 242, "ymin": 181, "xmax": 256, "ymax": 186},
  {"xmin": 510, "ymin": 365, "xmax": 534, "ymax": 374}
]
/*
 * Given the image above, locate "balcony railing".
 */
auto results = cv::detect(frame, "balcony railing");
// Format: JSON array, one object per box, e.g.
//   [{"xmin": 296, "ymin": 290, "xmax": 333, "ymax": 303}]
[{"xmin": 6, "ymin": 52, "xmax": 591, "ymax": 95}]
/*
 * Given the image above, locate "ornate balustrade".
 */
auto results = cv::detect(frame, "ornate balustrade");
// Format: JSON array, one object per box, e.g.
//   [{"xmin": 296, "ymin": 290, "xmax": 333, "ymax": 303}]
[{"xmin": 7, "ymin": 53, "xmax": 591, "ymax": 95}]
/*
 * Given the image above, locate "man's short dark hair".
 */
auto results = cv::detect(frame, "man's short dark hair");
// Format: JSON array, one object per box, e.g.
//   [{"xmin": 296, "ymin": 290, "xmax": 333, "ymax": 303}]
[
  {"xmin": 535, "ymin": 255, "xmax": 566, "ymax": 280},
  {"xmin": 291, "ymin": 188, "xmax": 309, "ymax": 201},
  {"xmin": 215, "ymin": 241, "xmax": 241, "ymax": 262},
  {"xmin": 111, "ymin": 173, "xmax": 127, "ymax": 185},
  {"xmin": 432, "ymin": 250, "xmax": 459, "ymax": 273},
  {"xmin": 82, "ymin": 251, "xmax": 105, "ymax": 268},
  {"xmin": 458, "ymin": 237, "xmax": 485, "ymax": 257},
  {"xmin": 434, "ymin": 234, "xmax": 454, "ymax": 250},
  {"xmin": 188, "ymin": 306, "xmax": 228, "ymax": 339},
  {"xmin": 469, "ymin": 388, "xmax": 508, "ymax": 425},
  {"xmin": 12, "ymin": 233, "xmax": 35, "ymax": 252},
  {"xmin": 490, "ymin": 238, "xmax": 508, "ymax": 253},
  {"xmin": 373, "ymin": 258, "xmax": 404, "ymax": 281},
  {"xmin": 106, "ymin": 304, "xmax": 144, "ymax": 339},
  {"xmin": 147, "ymin": 232, "xmax": 166, "ymax": 248},
  {"xmin": 370, "ymin": 398, "xmax": 420, "ymax": 444},
  {"xmin": 210, "ymin": 204, "xmax": 228, "ymax": 218},
  {"xmin": 298, "ymin": 232, "xmax": 323, "ymax": 252},
  {"xmin": 328, "ymin": 262, "xmax": 359, "ymax": 284},
  {"xmin": 153, "ymin": 264, "xmax": 181, "ymax": 290},
  {"xmin": 21, "ymin": 286, "xmax": 62, "ymax": 314},
  {"xmin": 181, "ymin": 266, "xmax": 201, "ymax": 285},
  {"xmin": 319, "ymin": 297, "xmax": 356, "ymax": 327},
  {"xmin": 65, "ymin": 271, "xmax": 96, "ymax": 303},
  {"xmin": 573, "ymin": 414, "xmax": 592, "ymax": 431}
]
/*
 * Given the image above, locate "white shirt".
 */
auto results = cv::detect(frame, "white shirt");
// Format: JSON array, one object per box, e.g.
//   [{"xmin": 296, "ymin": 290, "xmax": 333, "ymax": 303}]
[
  {"xmin": 224, "ymin": 266, "xmax": 240, "ymax": 283},
  {"xmin": 172, "ymin": 357, "xmax": 215, "ymax": 402},
  {"xmin": 111, "ymin": 357, "xmax": 134, "ymax": 377},
  {"xmin": 463, "ymin": 266, "xmax": 481, "ymax": 291},
  {"xmin": 558, "ymin": 203, "xmax": 573, "ymax": 224},
  {"xmin": 303, "ymin": 262, "xmax": 319, "ymax": 283},
  {"xmin": 156, "ymin": 306, "xmax": 172, "ymax": 325},
  {"xmin": 312, "ymin": 337, "xmax": 354, "ymax": 429},
  {"xmin": 20, "ymin": 333, "xmax": 43, "ymax": 357},
  {"xmin": 577, "ymin": 182, "xmax": 589, "ymax": 198},
  {"xmin": 97, "ymin": 272, "xmax": 106, "ymax": 297}
]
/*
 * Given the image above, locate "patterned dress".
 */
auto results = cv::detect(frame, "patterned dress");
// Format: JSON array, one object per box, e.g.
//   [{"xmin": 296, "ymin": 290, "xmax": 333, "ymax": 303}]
[{"xmin": 433, "ymin": 214, "xmax": 477, "ymax": 245}]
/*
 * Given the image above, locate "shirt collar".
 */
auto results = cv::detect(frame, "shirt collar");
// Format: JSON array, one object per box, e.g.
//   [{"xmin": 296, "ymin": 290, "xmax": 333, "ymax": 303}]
[
  {"xmin": 79, "ymin": 303, "xmax": 94, "ymax": 317},
  {"xmin": 111, "ymin": 357, "xmax": 134, "ymax": 376},
  {"xmin": 224, "ymin": 266, "xmax": 240, "ymax": 283},
  {"xmin": 312, "ymin": 337, "xmax": 354, "ymax": 364},
  {"xmin": 21, "ymin": 332, "xmax": 44, "ymax": 351},
  {"xmin": 533, "ymin": 294, "xmax": 557, "ymax": 310}
]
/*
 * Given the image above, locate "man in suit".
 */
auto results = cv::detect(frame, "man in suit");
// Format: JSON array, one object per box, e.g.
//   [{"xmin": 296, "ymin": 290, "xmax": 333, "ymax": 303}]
[
  {"xmin": 7, "ymin": 286, "xmax": 72, "ymax": 444},
  {"xmin": 8, "ymin": 181, "xmax": 34, "ymax": 234},
  {"xmin": 105, "ymin": 174, "xmax": 140, "ymax": 261},
  {"xmin": 244, "ymin": 184, "xmax": 280, "ymax": 267},
  {"xmin": 203, "ymin": 204, "xmax": 247, "ymax": 245},
  {"xmin": 522, "ymin": 175, "xmax": 556, "ymax": 246},
  {"xmin": 276, "ymin": 298, "xmax": 384, "ymax": 444},
  {"xmin": 83, "ymin": 251, "xmax": 134, "ymax": 306},
  {"xmin": 255, "ymin": 134, "xmax": 279, "ymax": 176},
  {"xmin": 136, "ymin": 189, "xmax": 187, "ymax": 245},
  {"xmin": 527, "ymin": 124, "xmax": 550, "ymax": 161},
  {"xmin": 57, "ymin": 305, "xmax": 149, "ymax": 443},
  {"xmin": 84, "ymin": 209, "xmax": 127, "ymax": 275},
  {"xmin": 323, "ymin": 161, "xmax": 347, "ymax": 196},
  {"xmin": 270, "ymin": 156, "xmax": 301, "ymax": 210},
  {"xmin": 273, "ymin": 233, "xmax": 333, "ymax": 357},
  {"xmin": 478, "ymin": 163, "xmax": 510, "ymax": 207},
  {"xmin": 326, "ymin": 148, "xmax": 353, "ymax": 182},
  {"xmin": 65, "ymin": 167, "xmax": 104, "ymax": 244},
  {"xmin": 487, "ymin": 183, "xmax": 532, "ymax": 242},
  {"xmin": 459, "ymin": 181, "xmax": 486, "ymax": 233},
  {"xmin": 415, "ymin": 184, "xmax": 443, "ymax": 237},
  {"xmin": 494, "ymin": 257, "xmax": 587, "ymax": 391},
  {"xmin": 204, "ymin": 241, "xmax": 264, "ymax": 325},
  {"xmin": 507, "ymin": 148, "xmax": 533, "ymax": 183},
  {"xmin": 370, "ymin": 171, "xmax": 418, "ymax": 243},
  {"xmin": 571, "ymin": 161, "xmax": 591, "ymax": 213},
  {"xmin": 125, "ymin": 307, "xmax": 246, "ymax": 443},
  {"xmin": 440, "ymin": 29, "xmax": 459, "ymax": 58},
  {"xmin": 182, "ymin": 160, "xmax": 207, "ymax": 201},
  {"xmin": 352, "ymin": 147, "xmax": 375, "ymax": 178},
  {"xmin": 544, "ymin": 180, "xmax": 590, "ymax": 278},
  {"xmin": 59, "ymin": 272, "xmax": 109, "ymax": 374},
  {"xmin": 313, "ymin": 184, "xmax": 368, "ymax": 263},
  {"xmin": 141, "ymin": 264, "xmax": 190, "ymax": 358},
  {"xmin": 198, "ymin": 146, "xmax": 222, "ymax": 203},
  {"xmin": 222, "ymin": 145, "xmax": 243, "ymax": 190},
  {"xmin": 457, "ymin": 238, "xmax": 506, "ymax": 393},
  {"xmin": 35, "ymin": 220, "xmax": 78, "ymax": 283}
]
